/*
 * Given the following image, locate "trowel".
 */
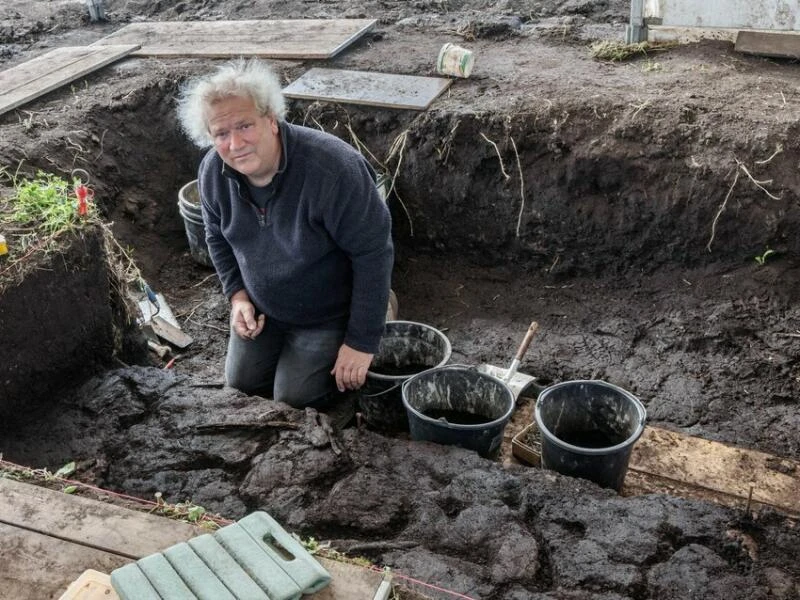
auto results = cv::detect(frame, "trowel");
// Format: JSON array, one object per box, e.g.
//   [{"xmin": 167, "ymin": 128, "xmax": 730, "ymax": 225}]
[
  {"xmin": 478, "ymin": 321, "xmax": 540, "ymax": 400},
  {"xmin": 138, "ymin": 283, "xmax": 193, "ymax": 349}
]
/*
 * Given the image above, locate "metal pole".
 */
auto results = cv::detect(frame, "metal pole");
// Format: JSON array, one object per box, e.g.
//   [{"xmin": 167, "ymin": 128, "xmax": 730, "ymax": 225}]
[
  {"xmin": 626, "ymin": 0, "xmax": 647, "ymax": 43},
  {"xmin": 85, "ymin": 0, "xmax": 106, "ymax": 22}
]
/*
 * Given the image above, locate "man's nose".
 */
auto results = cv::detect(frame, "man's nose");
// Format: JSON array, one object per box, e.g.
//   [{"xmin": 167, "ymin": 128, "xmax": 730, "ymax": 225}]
[{"xmin": 229, "ymin": 129, "xmax": 246, "ymax": 149}]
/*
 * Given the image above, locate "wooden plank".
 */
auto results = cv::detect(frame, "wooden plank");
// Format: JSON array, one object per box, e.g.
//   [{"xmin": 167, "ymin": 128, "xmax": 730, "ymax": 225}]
[
  {"xmin": 0, "ymin": 478, "xmax": 202, "ymax": 558},
  {"xmin": 91, "ymin": 20, "xmax": 376, "ymax": 59},
  {"xmin": 512, "ymin": 423, "xmax": 800, "ymax": 517},
  {"xmin": 0, "ymin": 523, "xmax": 128, "ymax": 600},
  {"xmin": 0, "ymin": 479, "xmax": 390, "ymax": 599},
  {"xmin": 0, "ymin": 45, "xmax": 139, "ymax": 117},
  {"xmin": 283, "ymin": 68, "xmax": 452, "ymax": 110},
  {"xmin": 735, "ymin": 30, "xmax": 800, "ymax": 59},
  {"xmin": 631, "ymin": 426, "xmax": 800, "ymax": 515}
]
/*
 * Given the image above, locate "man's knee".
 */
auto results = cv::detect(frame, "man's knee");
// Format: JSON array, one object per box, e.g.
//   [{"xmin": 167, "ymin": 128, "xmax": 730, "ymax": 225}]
[{"xmin": 273, "ymin": 377, "xmax": 333, "ymax": 408}]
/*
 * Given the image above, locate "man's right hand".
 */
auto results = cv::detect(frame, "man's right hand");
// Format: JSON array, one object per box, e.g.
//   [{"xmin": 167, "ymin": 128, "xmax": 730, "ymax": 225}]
[{"xmin": 230, "ymin": 289, "xmax": 265, "ymax": 340}]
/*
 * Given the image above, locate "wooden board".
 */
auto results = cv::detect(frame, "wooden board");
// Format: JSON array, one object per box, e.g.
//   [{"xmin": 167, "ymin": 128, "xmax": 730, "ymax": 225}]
[
  {"xmin": 0, "ymin": 45, "xmax": 139, "ymax": 117},
  {"xmin": 512, "ymin": 423, "xmax": 800, "ymax": 517},
  {"xmin": 0, "ymin": 477, "xmax": 202, "ymax": 558},
  {"xmin": 735, "ymin": 30, "xmax": 800, "ymax": 59},
  {"xmin": 283, "ymin": 67, "xmax": 452, "ymax": 111},
  {"xmin": 632, "ymin": 426, "xmax": 800, "ymax": 515},
  {"xmin": 0, "ymin": 522, "xmax": 128, "ymax": 600},
  {"xmin": 0, "ymin": 478, "xmax": 391, "ymax": 599},
  {"xmin": 91, "ymin": 19, "xmax": 376, "ymax": 59}
]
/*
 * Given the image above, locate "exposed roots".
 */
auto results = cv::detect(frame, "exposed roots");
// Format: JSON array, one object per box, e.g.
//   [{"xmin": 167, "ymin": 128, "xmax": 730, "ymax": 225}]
[
  {"xmin": 479, "ymin": 132, "xmax": 511, "ymax": 180},
  {"xmin": 706, "ymin": 155, "xmax": 783, "ymax": 251}
]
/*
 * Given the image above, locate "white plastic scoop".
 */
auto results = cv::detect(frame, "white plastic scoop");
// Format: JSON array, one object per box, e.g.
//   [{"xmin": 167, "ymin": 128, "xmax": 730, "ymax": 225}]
[{"xmin": 477, "ymin": 321, "xmax": 539, "ymax": 400}]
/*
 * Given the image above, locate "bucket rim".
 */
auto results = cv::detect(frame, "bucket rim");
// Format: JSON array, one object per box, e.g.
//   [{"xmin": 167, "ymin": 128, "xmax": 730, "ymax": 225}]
[
  {"xmin": 360, "ymin": 381, "xmax": 402, "ymax": 399},
  {"xmin": 401, "ymin": 364, "xmax": 515, "ymax": 431},
  {"xmin": 534, "ymin": 379, "xmax": 647, "ymax": 456},
  {"xmin": 179, "ymin": 179, "xmax": 200, "ymax": 205},
  {"xmin": 366, "ymin": 320, "xmax": 452, "ymax": 381}
]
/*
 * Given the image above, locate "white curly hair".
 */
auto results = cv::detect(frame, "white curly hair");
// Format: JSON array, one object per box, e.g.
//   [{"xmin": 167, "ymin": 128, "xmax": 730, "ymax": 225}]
[{"xmin": 177, "ymin": 58, "xmax": 287, "ymax": 148}]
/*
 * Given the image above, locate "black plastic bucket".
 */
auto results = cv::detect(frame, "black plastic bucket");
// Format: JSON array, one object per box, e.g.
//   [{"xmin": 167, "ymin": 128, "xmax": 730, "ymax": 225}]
[
  {"xmin": 360, "ymin": 321, "xmax": 452, "ymax": 430},
  {"xmin": 178, "ymin": 179, "xmax": 212, "ymax": 267},
  {"xmin": 534, "ymin": 380, "xmax": 647, "ymax": 492},
  {"xmin": 401, "ymin": 365, "xmax": 515, "ymax": 457}
]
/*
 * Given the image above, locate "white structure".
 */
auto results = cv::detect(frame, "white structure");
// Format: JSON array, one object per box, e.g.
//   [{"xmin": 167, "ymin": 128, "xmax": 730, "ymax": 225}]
[{"xmin": 627, "ymin": 0, "xmax": 800, "ymax": 42}]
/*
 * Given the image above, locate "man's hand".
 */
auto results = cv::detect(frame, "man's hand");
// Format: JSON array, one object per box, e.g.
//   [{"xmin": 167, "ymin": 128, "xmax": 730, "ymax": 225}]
[
  {"xmin": 331, "ymin": 343, "xmax": 373, "ymax": 392},
  {"xmin": 230, "ymin": 289, "xmax": 265, "ymax": 340}
]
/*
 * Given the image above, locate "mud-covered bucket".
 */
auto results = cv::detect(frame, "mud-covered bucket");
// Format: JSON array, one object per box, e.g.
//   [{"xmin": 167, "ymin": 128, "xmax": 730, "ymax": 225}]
[
  {"xmin": 401, "ymin": 365, "xmax": 515, "ymax": 457},
  {"xmin": 178, "ymin": 179, "xmax": 212, "ymax": 267},
  {"xmin": 534, "ymin": 380, "xmax": 646, "ymax": 492},
  {"xmin": 360, "ymin": 321, "xmax": 452, "ymax": 430}
]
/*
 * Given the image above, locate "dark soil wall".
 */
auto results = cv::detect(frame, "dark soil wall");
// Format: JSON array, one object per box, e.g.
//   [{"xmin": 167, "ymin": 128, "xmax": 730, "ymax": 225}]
[
  {"xmin": 0, "ymin": 228, "xmax": 113, "ymax": 419},
  {"xmin": 298, "ymin": 95, "xmax": 800, "ymax": 276},
  {"xmin": 2, "ymin": 50, "xmax": 799, "ymax": 280}
]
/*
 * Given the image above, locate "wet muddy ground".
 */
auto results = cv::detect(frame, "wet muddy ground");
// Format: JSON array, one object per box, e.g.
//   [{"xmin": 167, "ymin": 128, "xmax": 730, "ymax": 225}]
[{"xmin": 1, "ymin": 1, "xmax": 800, "ymax": 598}]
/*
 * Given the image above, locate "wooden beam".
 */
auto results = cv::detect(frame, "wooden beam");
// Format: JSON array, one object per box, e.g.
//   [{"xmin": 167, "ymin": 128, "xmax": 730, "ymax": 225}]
[
  {"xmin": 91, "ymin": 20, "xmax": 376, "ymax": 59},
  {"xmin": 0, "ymin": 45, "xmax": 139, "ymax": 117},
  {"xmin": 735, "ymin": 30, "xmax": 800, "ymax": 59}
]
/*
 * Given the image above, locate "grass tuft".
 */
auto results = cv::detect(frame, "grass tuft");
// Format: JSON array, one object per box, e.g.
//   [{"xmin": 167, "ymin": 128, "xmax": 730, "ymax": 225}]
[{"xmin": 590, "ymin": 40, "xmax": 677, "ymax": 62}]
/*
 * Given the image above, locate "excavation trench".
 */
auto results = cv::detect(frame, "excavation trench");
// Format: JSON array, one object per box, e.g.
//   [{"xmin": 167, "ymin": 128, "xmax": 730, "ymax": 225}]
[{"xmin": 1, "ymin": 56, "xmax": 799, "ymax": 599}]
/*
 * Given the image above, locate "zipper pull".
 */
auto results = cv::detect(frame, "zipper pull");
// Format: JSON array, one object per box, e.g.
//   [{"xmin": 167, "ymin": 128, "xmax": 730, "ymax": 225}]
[{"xmin": 257, "ymin": 207, "xmax": 266, "ymax": 227}]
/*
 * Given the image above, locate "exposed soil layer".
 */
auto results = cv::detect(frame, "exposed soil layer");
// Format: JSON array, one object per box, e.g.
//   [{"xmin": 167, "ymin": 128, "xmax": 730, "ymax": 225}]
[{"xmin": 1, "ymin": 1, "xmax": 800, "ymax": 598}]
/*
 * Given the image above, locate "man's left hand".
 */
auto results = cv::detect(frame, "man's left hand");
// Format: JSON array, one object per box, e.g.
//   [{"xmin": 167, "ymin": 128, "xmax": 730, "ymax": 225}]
[{"xmin": 331, "ymin": 344, "xmax": 373, "ymax": 392}]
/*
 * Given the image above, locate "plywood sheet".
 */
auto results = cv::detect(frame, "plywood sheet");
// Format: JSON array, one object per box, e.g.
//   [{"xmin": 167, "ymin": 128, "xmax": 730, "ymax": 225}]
[
  {"xmin": 0, "ymin": 477, "xmax": 202, "ymax": 558},
  {"xmin": 0, "ymin": 45, "xmax": 139, "ymax": 117},
  {"xmin": 283, "ymin": 68, "xmax": 452, "ymax": 110},
  {"xmin": 735, "ymin": 30, "xmax": 800, "ymax": 59},
  {"xmin": 91, "ymin": 19, "xmax": 376, "ymax": 59}
]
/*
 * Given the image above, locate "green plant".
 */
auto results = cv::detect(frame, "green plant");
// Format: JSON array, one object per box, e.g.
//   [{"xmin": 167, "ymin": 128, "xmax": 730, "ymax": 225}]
[
  {"xmin": 7, "ymin": 170, "xmax": 95, "ymax": 234},
  {"xmin": 151, "ymin": 492, "xmax": 220, "ymax": 530},
  {"xmin": 754, "ymin": 248, "xmax": 775, "ymax": 266},
  {"xmin": 0, "ymin": 167, "xmax": 103, "ymax": 286}
]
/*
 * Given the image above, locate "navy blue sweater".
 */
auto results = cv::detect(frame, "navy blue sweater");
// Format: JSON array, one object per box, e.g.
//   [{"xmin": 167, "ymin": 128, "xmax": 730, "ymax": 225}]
[{"xmin": 197, "ymin": 121, "xmax": 394, "ymax": 354}]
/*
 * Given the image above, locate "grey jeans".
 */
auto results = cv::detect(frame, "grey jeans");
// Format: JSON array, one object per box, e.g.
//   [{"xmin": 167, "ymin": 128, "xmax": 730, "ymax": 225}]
[{"xmin": 225, "ymin": 318, "xmax": 346, "ymax": 408}]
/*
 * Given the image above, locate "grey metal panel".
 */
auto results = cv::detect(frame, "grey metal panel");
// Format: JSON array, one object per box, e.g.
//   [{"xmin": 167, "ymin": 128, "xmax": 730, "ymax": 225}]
[{"xmin": 643, "ymin": 0, "xmax": 799, "ymax": 30}]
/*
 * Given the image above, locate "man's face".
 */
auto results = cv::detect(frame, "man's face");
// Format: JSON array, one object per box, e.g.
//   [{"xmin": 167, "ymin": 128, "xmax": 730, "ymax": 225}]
[{"xmin": 207, "ymin": 95, "xmax": 280, "ymax": 185}]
